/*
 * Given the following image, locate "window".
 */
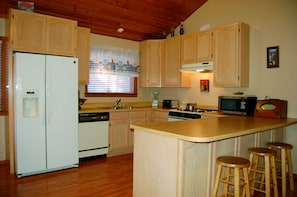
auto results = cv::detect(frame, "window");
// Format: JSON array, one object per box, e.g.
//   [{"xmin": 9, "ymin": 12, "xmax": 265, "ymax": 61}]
[
  {"xmin": 0, "ymin": 36, "xmax": 8, "ymax": 115},
  {"xmin": 85, "ymin": 45, "xmax": 139, "ymax": 97}
]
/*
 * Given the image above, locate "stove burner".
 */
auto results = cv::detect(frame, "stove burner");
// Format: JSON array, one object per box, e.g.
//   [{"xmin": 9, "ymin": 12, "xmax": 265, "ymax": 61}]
[{"xmin": 174, "ymin": 109, "xmax": 217, "ymax": 113}]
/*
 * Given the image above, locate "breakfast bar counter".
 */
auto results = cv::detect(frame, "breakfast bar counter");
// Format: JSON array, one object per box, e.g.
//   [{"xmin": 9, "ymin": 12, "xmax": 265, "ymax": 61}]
[{"xmin": 132, "ymin": 116, "xmax": 297, "ymax": 197}]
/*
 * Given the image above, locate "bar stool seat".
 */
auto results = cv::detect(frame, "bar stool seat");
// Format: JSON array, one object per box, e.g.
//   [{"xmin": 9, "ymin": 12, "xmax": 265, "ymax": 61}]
[
  {"xmin": 267, "ymin": 142, "xmax": 294, "ymax": 197},
  {"xmin": 248, "ymin": 147, "xmax": 278, "ymax": 197},
  {"xmin": 212, "ymin": 156, "xmax": 250, "ymax": 197}
]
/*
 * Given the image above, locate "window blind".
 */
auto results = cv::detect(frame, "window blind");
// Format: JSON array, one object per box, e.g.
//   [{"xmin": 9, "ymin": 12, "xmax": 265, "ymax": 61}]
[
  {"xmin": 86, "ymin": 45, "xmax": 138, "ymax": 96},
  {"xmin": 88, "ymin": 73, "xmax": 134, "ymax": 93}
]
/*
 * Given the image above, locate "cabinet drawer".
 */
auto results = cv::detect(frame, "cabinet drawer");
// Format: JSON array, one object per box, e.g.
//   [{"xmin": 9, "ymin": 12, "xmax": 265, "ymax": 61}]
[
  {"xmin": 130, "ymin": 111, "xmax": 146, "ymax": 119},
  {"xmin": 153, "ymin": 111, "xmax": 168, "ymax": 119},
  {"xmin": 110, "ymin": 112, "xmax": 130, "ymax": 120}
]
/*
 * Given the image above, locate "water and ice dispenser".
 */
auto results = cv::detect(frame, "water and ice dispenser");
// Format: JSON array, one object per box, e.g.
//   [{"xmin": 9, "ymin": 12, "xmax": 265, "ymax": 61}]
[{"xmin": 23, "ymin": 90, "xmax": 39, "ymax": 117}]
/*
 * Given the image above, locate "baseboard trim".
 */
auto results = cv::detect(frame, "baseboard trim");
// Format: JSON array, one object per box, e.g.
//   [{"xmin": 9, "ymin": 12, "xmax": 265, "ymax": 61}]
[{"xmin": 0, "ymin": 159, "xmax": 9, "ymax": 165}]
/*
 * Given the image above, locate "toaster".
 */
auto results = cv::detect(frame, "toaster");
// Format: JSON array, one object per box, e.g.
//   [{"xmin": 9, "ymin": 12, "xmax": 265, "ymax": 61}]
[{"xmin": 162, "ymin": 100, "xmax": 179, "ymax": 109}]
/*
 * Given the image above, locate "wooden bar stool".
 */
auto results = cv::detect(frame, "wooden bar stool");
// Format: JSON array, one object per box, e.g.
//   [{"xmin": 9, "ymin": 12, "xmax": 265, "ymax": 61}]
[
  {"xmin": 248, "ymin": 147, "xmax": 278, "ymax": 197},
  {"xmin": 212, "ymin": 156, "xmax": 251, "ymax": 197},
  {"xmin": 267, "ymin": 142, "xmax": 294, "ymax": 197}
]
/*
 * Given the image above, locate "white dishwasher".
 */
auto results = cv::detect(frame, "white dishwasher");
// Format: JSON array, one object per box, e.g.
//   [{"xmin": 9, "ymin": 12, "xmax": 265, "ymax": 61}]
[{"xmin": 78, "ymin": 112, "xmax": 109, "ymax": 158}]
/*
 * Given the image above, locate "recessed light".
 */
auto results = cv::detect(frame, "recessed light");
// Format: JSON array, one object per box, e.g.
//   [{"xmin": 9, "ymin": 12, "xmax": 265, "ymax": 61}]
[{"xmin": 117, "ymin": 27, "xmax": 124, "ymax": 33}]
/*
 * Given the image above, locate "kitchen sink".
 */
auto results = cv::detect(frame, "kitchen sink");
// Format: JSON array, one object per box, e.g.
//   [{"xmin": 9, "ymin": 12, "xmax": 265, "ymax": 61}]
[{"xmin": 103, "ymin": 106, "xmax": 135, "ymax": 110}]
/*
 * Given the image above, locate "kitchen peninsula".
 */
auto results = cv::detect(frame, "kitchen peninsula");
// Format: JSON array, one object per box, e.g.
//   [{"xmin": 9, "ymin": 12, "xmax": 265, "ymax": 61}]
[{"xmin": 132, "ymin": 116, "xmax": 297, "ymax": 197}]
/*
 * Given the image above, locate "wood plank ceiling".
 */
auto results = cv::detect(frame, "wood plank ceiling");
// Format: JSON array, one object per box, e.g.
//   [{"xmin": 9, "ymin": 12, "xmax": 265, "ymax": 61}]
[{"xmin": 0, "ymin": 0, "xmax": 207, "ymax": 41}]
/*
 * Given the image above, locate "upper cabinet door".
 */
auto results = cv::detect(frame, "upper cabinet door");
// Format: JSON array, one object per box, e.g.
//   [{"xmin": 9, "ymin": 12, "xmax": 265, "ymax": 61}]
[
  {"xmin": 163, "ymin": 36, "xmax": 181, "ymax": 86},
  {"xmin": 9, "ymin": 8, "xmax": 77, "ymax": 57},
  {"xmin": 213, "ymin": 23, "xmax": 250, "ymax": 87},
  {"xmin": 181, "ymin": 30, "xmax": 213, "ymax": 64},
  {"xmin": 77, "ymin": 27, "xmax": 90, "ymax": 85},
  {"xmin": 163, "ymin": 37, "xmax": 191, "ymax": 87},
  {"xmin": 196, "ymin": 30, "xmax": 213, "ymax": 62},
  {"xmin": 9, "ymin": 9, "xmax": 47, "ymax": 52},
  {"xmin": 46, "ymin": 16, "xmax": 77, "ymax": 57},
  {"xmin": 181, "ymin": 33, "xmax": 197, "ymax": 64},
  {"xmin": 140, "ymin": 38, "xmax": 191, "ymax": 88},
  {"xmin": 139, "ymin": 40, "xmax": 163, "ymax": 87}
]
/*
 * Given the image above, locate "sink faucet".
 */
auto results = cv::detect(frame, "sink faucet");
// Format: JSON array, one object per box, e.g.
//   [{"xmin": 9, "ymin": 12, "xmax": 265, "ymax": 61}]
[{"xmin": 113, "ymin": 98, "xmax": 122, "ymax": 109}]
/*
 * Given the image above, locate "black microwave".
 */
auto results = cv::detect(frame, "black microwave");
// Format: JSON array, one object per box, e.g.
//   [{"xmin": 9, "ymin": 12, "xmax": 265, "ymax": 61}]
[{"xmin": 218, "ymin": 96, "xmax": 257, "ymax": 116}]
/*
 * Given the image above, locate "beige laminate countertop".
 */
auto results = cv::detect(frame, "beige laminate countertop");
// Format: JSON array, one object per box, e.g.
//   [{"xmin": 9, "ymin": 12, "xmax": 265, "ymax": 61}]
[
  {"xmin": 131, "ymin": 116, "xmax": 297, "ymax": 143},
  {"xmin": 79, "ymin": 107, "xmax": 168, "ymax": 113}
]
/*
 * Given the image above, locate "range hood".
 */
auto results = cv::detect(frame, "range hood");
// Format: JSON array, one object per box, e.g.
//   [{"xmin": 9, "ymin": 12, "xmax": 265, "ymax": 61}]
[{"xmin": 179, "ymin": 61, "xmax": 214, "ymax": 72}]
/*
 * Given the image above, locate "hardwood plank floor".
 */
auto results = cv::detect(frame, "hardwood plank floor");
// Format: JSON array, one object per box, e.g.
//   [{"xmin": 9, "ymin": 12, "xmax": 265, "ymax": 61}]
[
  {"xmin": 0, "ymin": 154, "xmax": 133, "ymax": 197},
  {"xmin": 0, "ymin": 153, "xmax": 296, "ymax": 196}
]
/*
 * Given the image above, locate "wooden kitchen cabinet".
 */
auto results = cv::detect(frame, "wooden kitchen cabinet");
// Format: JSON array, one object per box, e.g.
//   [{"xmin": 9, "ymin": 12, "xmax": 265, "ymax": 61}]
[
  {"xmin": 163, "ymin": 36, "xmax": 191, "ymax": 87},
  {"xmin": 129, "ymin": 111, "xmax": 147, "ymax": 146},
  {"xmin": 9, "ymin": 9, "xmax": 46, "ymax": 53},
  {"xmin": 108, "ymin": 110, "xmax": 167, "ymax": 157},
  {"xmin": 146, "ymin": 110, "xmax": 168, "ymax": 123},
  {"xmin": 77, "ymin": 27, "xmax": 90, "ymax": 84},
  {"xmin": 181, "ymin": 32, "xmax": 196, "ymax": 64},
  {"xmin": 140, "ymin": 38, "xmax": 191, "ymax": 87},
  {"xmin": 196, "ymin": 30, "xmax": 213, "ymax": 62},
  {"xmin": 139, "ymin": 39, "xmax": 163, "ymax": 87},
  {"xmin": 181, "ymin": 29, "xmax": 213, "ymax": 64},
  {"xmin": 213, "ymin": 22, "xmax": 250, "ymax": 87},
  {"xmin": 151, "ymin": 110, "xmax": 168, "ymax": 123},
  {"xmin": 9, "ymin": 8, "xmax": 77, "ymax": 57},
  {"xmin": 46, "ymin": 16, "xmax": 77, "ymax": 56},
  {"xmin": 109, "ymin": 112, "xmax": 131, "ymax": 157}
]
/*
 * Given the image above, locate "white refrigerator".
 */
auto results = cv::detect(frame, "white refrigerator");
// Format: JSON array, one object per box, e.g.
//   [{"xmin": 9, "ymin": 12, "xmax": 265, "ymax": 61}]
[{"xmin": 14, "ymin": 52, "xmax": 79, "ymax": 177}]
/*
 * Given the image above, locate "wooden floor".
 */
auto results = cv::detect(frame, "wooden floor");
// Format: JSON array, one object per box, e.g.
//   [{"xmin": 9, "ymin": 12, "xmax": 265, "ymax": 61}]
[
  {"xmin": 0, "ymin": 153, "xmax": 296, "ymax": 197},
  {"xmin": 0, "ymin": 154, "xmax": 133, "ymax": 197}
]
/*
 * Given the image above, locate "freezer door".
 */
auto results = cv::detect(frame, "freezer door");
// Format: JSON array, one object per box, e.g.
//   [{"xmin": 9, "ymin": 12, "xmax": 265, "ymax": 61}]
[
  {"xmin": 46, "ymin": 55, "xmax": 78, "ymax": 169},
  {"xmin": 14, "ymin": 53, "xmax": 47, "ymax": 175}
]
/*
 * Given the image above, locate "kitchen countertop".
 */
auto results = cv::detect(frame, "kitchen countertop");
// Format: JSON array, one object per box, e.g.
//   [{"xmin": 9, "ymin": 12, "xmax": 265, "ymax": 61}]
[
  {"xmin": 78, "ymin": 101, "xmax": 218, "ymax": 113},
  {"xmin": 131, "ymin": 116, "xmax": 297, "ymax": 143},
  {"xmin": 79, "ymin": 107, "xmax": 169, "ymax": 113}
]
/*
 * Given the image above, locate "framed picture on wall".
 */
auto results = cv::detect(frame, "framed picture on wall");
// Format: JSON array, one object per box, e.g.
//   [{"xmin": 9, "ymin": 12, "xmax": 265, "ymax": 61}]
[
  {"xmin": 200, "ymin": 79, "xmax": 209, "ymax": 92},
  {"xmin": 267, "ymin": 46, "xmax": 279, "ymax": 68}
]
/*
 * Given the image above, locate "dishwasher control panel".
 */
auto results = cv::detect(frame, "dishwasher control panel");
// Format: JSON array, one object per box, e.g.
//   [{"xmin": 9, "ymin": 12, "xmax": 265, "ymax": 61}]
[{"xmin": 79, "ymin": 112, "xmax": 109, "ymax": 122}]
